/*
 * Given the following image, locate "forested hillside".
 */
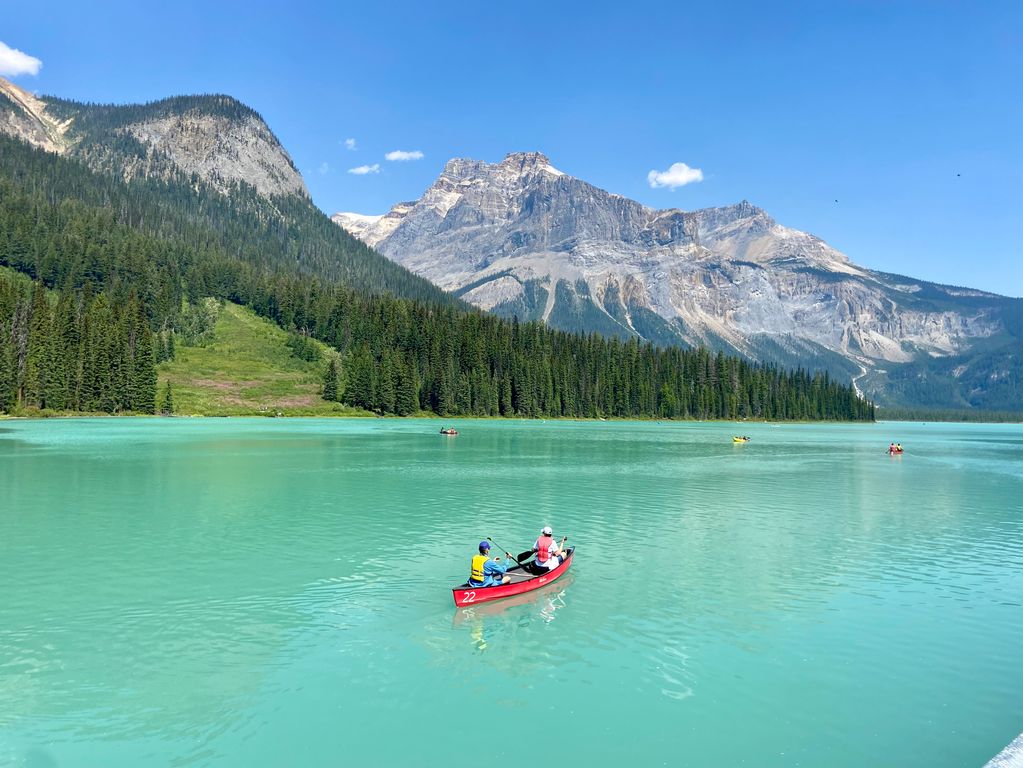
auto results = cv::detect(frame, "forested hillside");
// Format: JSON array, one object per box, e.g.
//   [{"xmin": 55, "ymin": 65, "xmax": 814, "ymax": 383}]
[
  {"xmin": 0, "ymin": 129, "xmax": 873, "ymax": 421},
  {"xmin": 0, "ymin": 267, "xmax": 158, "ymax": 413}
]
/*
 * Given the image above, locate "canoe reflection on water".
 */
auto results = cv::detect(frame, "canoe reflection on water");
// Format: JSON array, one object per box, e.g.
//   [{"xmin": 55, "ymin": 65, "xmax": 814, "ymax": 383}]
[{"xmin": 453, "ymin": 575, "xmax": 574, "ymax": 651}]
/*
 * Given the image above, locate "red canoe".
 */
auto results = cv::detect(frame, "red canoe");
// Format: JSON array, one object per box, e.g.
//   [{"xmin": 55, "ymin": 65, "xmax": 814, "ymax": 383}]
[{"xmin": 452, "ymin": 547, "xmax": 575, "ymax": 606}]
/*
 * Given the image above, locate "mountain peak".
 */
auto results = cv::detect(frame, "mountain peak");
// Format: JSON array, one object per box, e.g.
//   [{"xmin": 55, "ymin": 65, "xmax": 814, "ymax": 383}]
[
  {"xmin": 499, "ymin": 151, "xmax": 566, "ymax": 177},
  {"xmin": 0, "ymin": 79, "xmax": 307, "ymax": 199},
  {"xmin": 501, "ymin": 151, "xmax": 550, "ymax": 166},
  {"xmin": 439, "ymin": 151, "xmax": 563, "ymax": 182}
]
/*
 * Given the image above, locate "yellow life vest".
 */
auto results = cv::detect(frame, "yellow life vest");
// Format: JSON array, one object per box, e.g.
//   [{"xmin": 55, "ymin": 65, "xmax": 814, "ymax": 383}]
[{"xmin": 470, "ymin": 554, "xmax": 489, "ymax": 583}]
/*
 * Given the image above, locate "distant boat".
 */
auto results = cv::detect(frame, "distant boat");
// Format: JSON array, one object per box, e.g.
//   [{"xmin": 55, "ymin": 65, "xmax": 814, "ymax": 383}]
[
  {"xmin": 733, "ymin": 436, "xmax": 751, "ymax": 443},
  {"xmin": 440, "ymin": 428, "xmax": 458, "ymax": 436}
]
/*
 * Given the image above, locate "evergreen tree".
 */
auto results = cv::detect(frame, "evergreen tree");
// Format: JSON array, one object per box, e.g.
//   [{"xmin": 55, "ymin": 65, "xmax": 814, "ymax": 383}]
[
  {"xmin": 159, "ymin": 380, "xmax": 174, "ymax": 415},
  {"xmin": 0, "ymin": 319, "xmax": 13, "ymax": 412},
  {"xmin": 131, "ymin": 328, "xmax": 157, "ymax": 413},
  {"xmin": 395, "ymin": 359, "xmax": 418, "ymax": 416},
  {"xmin": 322, "ymin": 357, "xmax": 339, "ymax": 401},
  {"xmin": 23, "ymin": 283, "xmax": 50, "ymax": 408}
]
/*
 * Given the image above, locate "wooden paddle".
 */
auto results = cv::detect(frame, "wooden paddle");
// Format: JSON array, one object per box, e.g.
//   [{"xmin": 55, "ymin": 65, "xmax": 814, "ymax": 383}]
[{"xmin": 486, "ymin": 538, "xmax": 526, "ymax": 568}]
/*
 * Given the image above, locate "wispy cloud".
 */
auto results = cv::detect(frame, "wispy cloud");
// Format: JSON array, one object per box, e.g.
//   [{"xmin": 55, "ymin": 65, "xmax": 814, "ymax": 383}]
[
  {"xmin": 0, "ymin": 41, "xmax": 42, "ymax": 77},
  {"xmin": 648, "ymin": 162, "xmax": 704, "ymax": 189},
  {"xmin": 348, "ymin": 164, "xmax": 380, "ymax": 175},
  {"xmin": 318, "ymin": 162, "xmax": 330, "ymax": 175},
  {"xmin": 344, "ymin": 138, "xmax": 357, "ymax": 151},
  {"xmin": 385, "ymin": 150, "xmax": 424, "ymax": 162}
]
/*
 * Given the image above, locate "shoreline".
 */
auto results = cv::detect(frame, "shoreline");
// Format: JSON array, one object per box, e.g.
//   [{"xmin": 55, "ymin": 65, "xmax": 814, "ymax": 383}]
[
  {"xmin": 0, "ymin": 411, "xmax": 948, "ymax": 424},
  {"xmin": 5, "ymin": 411, "xmax": 1021, "ymax": 424}
]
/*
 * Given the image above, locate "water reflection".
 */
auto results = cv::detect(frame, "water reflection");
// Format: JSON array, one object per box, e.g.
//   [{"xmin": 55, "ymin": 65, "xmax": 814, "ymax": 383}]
[{"xmin": 453, "ymin": 576, "xmax": 574, "ymax": 652}]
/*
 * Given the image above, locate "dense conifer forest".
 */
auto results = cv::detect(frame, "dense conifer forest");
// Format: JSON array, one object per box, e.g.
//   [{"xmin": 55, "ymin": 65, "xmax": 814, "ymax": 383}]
[{"xmin": 0, "ymin": 134, "xmax": 874, "ymax": 420}]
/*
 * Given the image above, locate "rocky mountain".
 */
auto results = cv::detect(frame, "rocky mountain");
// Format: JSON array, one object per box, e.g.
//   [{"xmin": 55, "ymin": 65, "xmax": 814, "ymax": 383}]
[
  {"xmin": 0, "ymin": 77, "xmax": 307, "ymax": 199},
  {"xmin": 334, "ymin": 152, "xmax": 1023, "ymax": 410},
  {"xmin": 0, "ymin": 77, "xmax": 456, "ymax": 307}
]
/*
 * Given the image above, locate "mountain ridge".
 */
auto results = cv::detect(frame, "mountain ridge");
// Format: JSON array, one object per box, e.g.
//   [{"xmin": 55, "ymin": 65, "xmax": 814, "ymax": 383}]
[
  {"xmin": 0, "ymin": 76, "xmax": 307, "ymax": 199},
  {"xmin": 333, "ymin": 152, "xmax": 1021, "ymax": 409}
]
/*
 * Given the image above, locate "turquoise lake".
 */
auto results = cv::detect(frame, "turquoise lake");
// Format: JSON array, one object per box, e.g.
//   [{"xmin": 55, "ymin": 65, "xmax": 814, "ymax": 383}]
[{"xmin": 1, "ymin": 418, "xmax": 1021, "ymax": 767}]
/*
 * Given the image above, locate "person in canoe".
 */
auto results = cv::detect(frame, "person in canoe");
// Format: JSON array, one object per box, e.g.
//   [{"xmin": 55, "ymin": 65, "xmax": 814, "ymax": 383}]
[
  {"xmin": 468, "ymin": 541, "xmax": 512, "ymax": 587},
  {"xmin": 531, "ymin": 526, "xmax": 568, "ymax": 571}
]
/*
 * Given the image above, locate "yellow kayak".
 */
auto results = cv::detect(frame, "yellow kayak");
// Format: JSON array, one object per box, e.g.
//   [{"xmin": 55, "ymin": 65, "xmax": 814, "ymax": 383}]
[{"xmin": 732, "ymin": 436, "xmax": 750, "ymax": 443}]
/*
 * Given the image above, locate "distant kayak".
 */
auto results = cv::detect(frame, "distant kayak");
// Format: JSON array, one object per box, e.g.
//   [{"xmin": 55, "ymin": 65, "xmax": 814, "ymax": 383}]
[
  {"xmin": 733, "ymin": 436, "xmax": 750, "ymax": 443},
  {"xmin": 453, "ymin": 547, "xmax": 575, "ymax": 606},
  {"xmin": 440, "ymin": 428, "xmax": 458, "ymax": 436}
]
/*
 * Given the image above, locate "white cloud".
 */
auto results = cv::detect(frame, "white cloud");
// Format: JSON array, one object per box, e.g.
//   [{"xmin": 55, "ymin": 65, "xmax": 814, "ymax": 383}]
[
  {"xmin": 648, "ymin": 162, "xmax": 704, "ymax": 189},
  {"xmin": 385, "ymin": 150, "xmax": 424, "ymax": 162},
  {"xmin": 318, "ymin": 162, "xmax": 330, "ymax": 175},
  {"xmin": 348, "ymin": 164, "xmax": 380, "ymax": 175},
  {"xmin": 344, "ymin": 138, "xmax": 357, "ymax": 151},
  {"xmin": 0, "ymin": 41, "xmax": 42, "ymax": 77}
]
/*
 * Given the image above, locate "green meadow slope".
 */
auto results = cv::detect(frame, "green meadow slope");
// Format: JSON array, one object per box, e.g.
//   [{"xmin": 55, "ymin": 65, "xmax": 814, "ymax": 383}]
[{"xmin": 158, "ymin": 302, "xmax": 365, "ymax": 417}]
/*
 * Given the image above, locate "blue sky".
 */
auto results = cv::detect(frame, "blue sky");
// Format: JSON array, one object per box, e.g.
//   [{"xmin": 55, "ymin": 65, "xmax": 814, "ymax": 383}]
[{"xmin": 4, "ymin": 0, "xmax": 1021, "ymax": 295}]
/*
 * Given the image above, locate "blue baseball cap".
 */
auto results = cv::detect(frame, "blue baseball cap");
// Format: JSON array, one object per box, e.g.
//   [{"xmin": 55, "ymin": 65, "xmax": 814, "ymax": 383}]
[{"xmin": 479, "ymin": 540, "xmax": 491, "ymax": 550}]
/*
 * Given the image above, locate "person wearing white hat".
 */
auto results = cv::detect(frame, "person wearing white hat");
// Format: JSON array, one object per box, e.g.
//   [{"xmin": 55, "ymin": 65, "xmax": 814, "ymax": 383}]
[{"xmin": 532, "ymin": 525, "xmax": 567, "ymax": 571}]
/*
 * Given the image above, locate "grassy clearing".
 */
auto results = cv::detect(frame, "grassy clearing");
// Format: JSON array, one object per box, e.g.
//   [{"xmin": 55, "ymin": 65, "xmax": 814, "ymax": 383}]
[{"xmin": 158, "ymin": 302, "xmax": 370, "ymax": 417}]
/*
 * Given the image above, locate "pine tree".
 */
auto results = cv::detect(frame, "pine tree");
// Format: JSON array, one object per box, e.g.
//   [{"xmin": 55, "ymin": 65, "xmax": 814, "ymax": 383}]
[
  {"xmin": 132, "ymin": 329, "xmax": 157, "ymax": 413},
  {"xmin": 322, "ymin": 357, "xmax": 339, "ymax": 401},
  {"xmin": 395, "ymin": 359, "xmax": 418, "ymax": 416},
  {"xmin": 122, "ymin": 299, "xmax": 157, "ymax": 413},
  {"xmin": 342, "ymin": 348, "xmax": 375, "ymax": 410},
  {"xmin": 378, "ymin": 351, "xmax": 397, "ymax": 413},
  {"xmin": 0, "ymin": 319, "xmax": 13, "ymax": 413},
  {"xmin": 23, "ymin": 283, "xmax": 50, "ymax": 408},
  {"xmin": 43, "ymin": 293, "xmax": 75, "ymax": 411},
  {"xmin": 159, "ymin": 380, "xmax": 174, "ymax": 415}
]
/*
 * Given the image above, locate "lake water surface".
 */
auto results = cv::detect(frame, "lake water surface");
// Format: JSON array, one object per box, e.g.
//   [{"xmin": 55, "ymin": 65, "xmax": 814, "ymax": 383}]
[{"xmin": 1, "ymin": 418, "xmax": 1021, "ymax": 767}]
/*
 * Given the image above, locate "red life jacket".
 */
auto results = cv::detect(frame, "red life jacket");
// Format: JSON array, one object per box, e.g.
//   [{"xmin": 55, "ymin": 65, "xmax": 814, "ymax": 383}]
[{"xmin": 536, "ymin": 535, "xmax": 555, "ymax": 563}]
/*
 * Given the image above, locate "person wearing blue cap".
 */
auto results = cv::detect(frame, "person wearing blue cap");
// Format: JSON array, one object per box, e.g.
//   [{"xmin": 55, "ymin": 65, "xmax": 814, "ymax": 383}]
[{"xmin": 468, "ymin": 541, "xmax": 512, "ymax": 587}]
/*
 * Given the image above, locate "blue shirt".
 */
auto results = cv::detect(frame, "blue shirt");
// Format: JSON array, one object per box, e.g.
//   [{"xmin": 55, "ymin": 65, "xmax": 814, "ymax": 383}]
[{"xmin": 475, "ymin": 557, "xmax": 508, "ymax": 587}]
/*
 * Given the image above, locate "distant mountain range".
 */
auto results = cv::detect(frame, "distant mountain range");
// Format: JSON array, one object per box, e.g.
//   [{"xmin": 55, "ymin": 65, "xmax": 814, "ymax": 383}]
[{"xmin": 334, "ymin": 152, "xmax": 1023, "ymax": 410}]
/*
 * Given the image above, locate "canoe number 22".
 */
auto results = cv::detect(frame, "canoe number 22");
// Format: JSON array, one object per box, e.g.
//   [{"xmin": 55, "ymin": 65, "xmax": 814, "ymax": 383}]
[{"xmin": 461, "ymin": 591, "xmax": 476, "ymax": 604}]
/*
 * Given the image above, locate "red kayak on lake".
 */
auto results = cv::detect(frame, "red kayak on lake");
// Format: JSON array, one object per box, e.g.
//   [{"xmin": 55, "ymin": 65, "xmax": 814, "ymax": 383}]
[{"xmin": 452, "ymin": 547, "xmax": 575, "ymax": 606}]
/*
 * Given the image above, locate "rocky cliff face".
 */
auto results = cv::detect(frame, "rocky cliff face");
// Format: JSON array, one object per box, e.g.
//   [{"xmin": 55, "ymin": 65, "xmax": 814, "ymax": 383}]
[
  {"xmin": 0, "ymin": 77, "xmax": 307, "ymax": 199},
  {"xmin": 119, "ymin": 109, "xmax": 307, "ymax": 198},
  {"xmin": 0, "ymin": 78, "xmax": 73, "ymax": 153},
  {"xmin": 334, "ymin": 152, "xmax": 1021, "ymax": 406}
]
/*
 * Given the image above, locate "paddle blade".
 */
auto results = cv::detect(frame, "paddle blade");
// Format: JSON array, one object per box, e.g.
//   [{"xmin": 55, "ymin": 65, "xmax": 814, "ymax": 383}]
[{"xmin": 516, "ymin": 550, "xmax": 534, "ymax": 563}]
